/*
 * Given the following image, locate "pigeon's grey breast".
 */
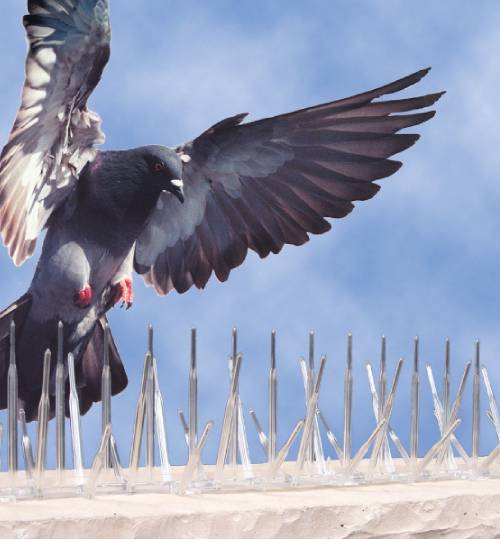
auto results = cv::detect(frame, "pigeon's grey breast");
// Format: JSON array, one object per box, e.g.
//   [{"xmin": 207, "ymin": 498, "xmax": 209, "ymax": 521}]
[{"xmin": 0, "ymin": 0, "xmax": 110, "ymax": 266}]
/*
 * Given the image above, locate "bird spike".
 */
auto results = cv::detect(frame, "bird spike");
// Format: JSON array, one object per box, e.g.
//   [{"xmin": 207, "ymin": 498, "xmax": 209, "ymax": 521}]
[
  {"xmin": 9, "ymin": 320, "xmax": 15, "ymax": 366},
  {"xmin": 148, "ymin": 324, "xmax": 154, "ymax": 356},
  {"xmin": 57, "ymin": 321, "xmax": 64, "ymax": 366}
]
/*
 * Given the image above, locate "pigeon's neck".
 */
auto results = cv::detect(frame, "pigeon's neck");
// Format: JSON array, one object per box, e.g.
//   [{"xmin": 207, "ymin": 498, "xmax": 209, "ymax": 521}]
[{"xmin": 78, "ymin": 151, "xmax": 161, "ymax": 231}]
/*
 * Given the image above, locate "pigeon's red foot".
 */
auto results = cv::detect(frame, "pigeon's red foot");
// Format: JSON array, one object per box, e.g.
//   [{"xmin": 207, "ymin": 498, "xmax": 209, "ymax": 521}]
[
  {"xmin": 112, "ymin": 278, "xmax": 133, "ymax": 309},
  {"xmin": 73, "ymin": 285, "xmax": 92, "ymax": 308}
]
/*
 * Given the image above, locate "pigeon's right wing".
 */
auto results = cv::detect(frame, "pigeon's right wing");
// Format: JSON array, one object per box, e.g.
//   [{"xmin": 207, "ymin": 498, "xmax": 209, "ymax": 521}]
[
  {"xmin": 135, "ymin": 69, "xmax": 444, "ymax": 295},
  {"xmin": 0, "ymin": 0, "xmax": 110, "ymax": 266}
]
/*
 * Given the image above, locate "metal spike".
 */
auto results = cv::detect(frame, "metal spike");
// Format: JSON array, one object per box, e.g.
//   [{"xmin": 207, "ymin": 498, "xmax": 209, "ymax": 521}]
[
  {"xmin": 268, "ymin": 330, "xmax": 277, "ymax": 463},
  {"xmin": 317, "ymin": 410, "xmax": 343, "ymax": 461},
  {"xmin": 101, "ymin": 323, "xmax": 111, "ymax": 472},
  {"xmin": 35, "ymin": 350, "xmax": 51, "ymax": 487},
  {"xmin": 68, "ymin": 352, "xmax": 84, "ymax": 484},
  {"xmin": 129, "ymin": 352, "xmax": 152, "ymax": 485},
  {"xmin": 268, "ymin": 420, "xmax": 304, "ymax": 478},
  {"xmin": 177, "ymin": 408, "xmax": 189, "ymax": 447},
  {"xmin": 148, "ymin": 324, "xmax": 154, "ymax": 356},
  {"xmin": 370, "ymin": 358, "xmax": 404, "ymax": 469},
  {"xmin": 472, "ymin": 340, "xmax": 481, "ymax": 466},
  {"xmin": 307, "ymin": 331, "xmax": 315, "ymax": 462},
  {"xmin": 145, "ymin": 351, "xmax": 155, "ymax": 479},
  {"xmin": 8, "ymin": 321, "xmax": 18, "ymax": 475},
  {"xmin": 56, "ymin": 321, "xmax": 65, "ymax": 475},
  {"xmin": 229, "ymin": 327, "xmax": 238, "ymax": 468},
  {"xmin": 180, "ymin": 420, "xmax": 214, "ymax": 492},
  {"xmin": 418, "ymin": 419, "xmax": 461, "ymax": 475},
  {"xmin": 249, "ymin": 409, "xmax": 269, "ymax": 455},
  {"xmin": 153, "ymin": 358, "xmax": 171, "ymax": 482},
  {"xmin": 86, "ymin": 424, "xmax": 112, "ymax": 497},
  {"xmin": 343, "ymin": 333, "xmax": 353, "ymax": 466},
  {"xmin": 215, "ymin": 353, "xmax": 242, "ymax": 481},
  {"xmin": 19, "ymin": 409, "xmax": 34, "ymax": 480},
  {"xmin": 410, "ymin": 336, "xmax": 420, "ymax": 464},
  {"xmin": 297, "ymin": 355, "xmax": 327, "ymax": 470},
  {"xmin": 189, "ymin": 328, "xmax": 198, "ymax": 458}
]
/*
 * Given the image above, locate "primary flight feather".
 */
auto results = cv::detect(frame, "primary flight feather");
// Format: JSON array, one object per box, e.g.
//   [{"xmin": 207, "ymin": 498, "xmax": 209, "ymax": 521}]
[{"xmin": 0, "ymin": 0, "xmax": 443, "ymax": 420}]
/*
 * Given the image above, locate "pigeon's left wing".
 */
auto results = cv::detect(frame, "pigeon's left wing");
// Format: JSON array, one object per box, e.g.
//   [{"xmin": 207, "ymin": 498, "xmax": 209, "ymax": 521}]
[
  {"xmin": 0, "ymin": 0, "xmax": 110, "ymax": 265},
  {"xmin": 135, "ymin": 69, "xmax": 444, "ymax": 295}
]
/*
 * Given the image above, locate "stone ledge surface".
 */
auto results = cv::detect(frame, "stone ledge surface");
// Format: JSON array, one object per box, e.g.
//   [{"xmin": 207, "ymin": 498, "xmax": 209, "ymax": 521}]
[{"xmin": 1, "ymin": 477, "xmax": 500, "ymax": 538}]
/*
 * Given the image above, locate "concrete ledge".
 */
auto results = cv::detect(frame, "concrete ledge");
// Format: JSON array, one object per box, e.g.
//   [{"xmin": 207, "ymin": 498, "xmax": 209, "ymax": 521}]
[{"xmin": 1, "ymin": 476, "xmax": 500, "ymax": 538}]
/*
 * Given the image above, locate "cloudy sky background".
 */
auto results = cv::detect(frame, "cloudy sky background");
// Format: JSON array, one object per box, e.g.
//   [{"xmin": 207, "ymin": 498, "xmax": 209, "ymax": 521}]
[{"xmin": 1, "ymin": 0, "xmax": 499, "ymax": 470}]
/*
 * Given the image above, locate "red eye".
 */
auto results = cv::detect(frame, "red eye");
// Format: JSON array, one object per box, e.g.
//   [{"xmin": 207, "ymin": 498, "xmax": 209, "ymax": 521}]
[{"xmin": 154, "ymin": 162, "xmax": 164, "ymax": 172}]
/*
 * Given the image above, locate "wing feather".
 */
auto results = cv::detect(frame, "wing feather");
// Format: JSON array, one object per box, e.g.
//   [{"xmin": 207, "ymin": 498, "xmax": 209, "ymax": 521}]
[
  {"xmin": 135, "ymin": 69, "xmax": 444, "ymax": 295},
  {"xmin": 0, "ymin": 0, "xmax": 110, "ymax": 265}
]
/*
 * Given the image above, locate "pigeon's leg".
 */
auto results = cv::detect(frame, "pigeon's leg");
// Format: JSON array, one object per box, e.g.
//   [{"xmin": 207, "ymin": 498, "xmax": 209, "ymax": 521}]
[
  {"xmin": 74, "ymin": 285, "xmax": 92, "ymax": 308},
  {"xmin": 110, "ymin": 246, "xmax": 134, "ymax": 309},
  {"xmin": 112, "ymin": 278, "xmax": 133, "ymax": 309}
]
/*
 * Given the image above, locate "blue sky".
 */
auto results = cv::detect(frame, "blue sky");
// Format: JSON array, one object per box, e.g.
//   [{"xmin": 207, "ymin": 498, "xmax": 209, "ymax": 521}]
[{"xmin": 1, "ymin": 1, "xmax": 500, "ymax": 470}]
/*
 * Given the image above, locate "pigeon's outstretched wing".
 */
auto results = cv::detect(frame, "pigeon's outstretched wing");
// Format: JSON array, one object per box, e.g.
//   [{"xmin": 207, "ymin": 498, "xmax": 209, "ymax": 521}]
[
  {"xmin": 135, "ymin": 68, "xmax": 444, "ymax": 295},
  {"xmin": 0, "ymin": 0, "xmax": 110, "ymax": 265}
]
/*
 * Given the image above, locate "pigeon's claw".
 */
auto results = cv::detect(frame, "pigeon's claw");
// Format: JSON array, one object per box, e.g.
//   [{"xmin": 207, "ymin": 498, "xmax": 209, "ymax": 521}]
[
  {"xmin": 73, "ymin": 285, "xmax": 92, "ymax": 309},
  {"xmin": 112, "ymin": 278, "xmax": 133, "ymax": 309}
]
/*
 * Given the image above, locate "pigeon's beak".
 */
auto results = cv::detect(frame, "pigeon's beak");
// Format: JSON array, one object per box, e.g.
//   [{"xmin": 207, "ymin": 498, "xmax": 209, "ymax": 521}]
[{"xmin": 170, "ymin": 179, "xmax": 184, "ymax": 203}]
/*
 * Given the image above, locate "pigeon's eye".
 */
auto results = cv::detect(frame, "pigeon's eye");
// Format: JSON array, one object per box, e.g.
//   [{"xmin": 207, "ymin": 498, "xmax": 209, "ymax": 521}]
[{"xmin": 153, "ymin": 162, "xmax": 164, "ymax": 172}]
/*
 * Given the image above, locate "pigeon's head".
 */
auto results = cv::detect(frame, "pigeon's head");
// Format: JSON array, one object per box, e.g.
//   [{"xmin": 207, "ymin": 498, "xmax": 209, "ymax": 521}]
[{"xmin": 140, "ymin": 145, "xmax": 184, "ymax": 203}]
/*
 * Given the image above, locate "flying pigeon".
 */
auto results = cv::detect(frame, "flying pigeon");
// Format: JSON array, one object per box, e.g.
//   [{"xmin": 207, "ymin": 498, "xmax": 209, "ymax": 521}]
[{"xmin": 0, "ymin": 0, "xmax": 444, "ymax": 420}]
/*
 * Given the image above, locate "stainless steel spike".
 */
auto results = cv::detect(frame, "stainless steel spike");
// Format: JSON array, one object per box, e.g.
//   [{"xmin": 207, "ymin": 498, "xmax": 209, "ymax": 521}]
[
  {"xmin": 417, "ymin": 419, "xmax": 461, "ymax": 475},
  {"xmin": 129, "ymin": 352, "xmax": 152, "ymax": 485},
  {"xmin": 215, "ymin": 353, "xmax": 242, "ymax": 481},
  {"xmin": 148, "ymin": 324, "xmax": 154, "ymax": 356},
  {"xmin": 268, "ymin": 330, "xmax": 277, "ymax": 463},
  {"xmin": 317, "ymin": 410, "xmax": 343, "ymax": 461},
  {"xmin": 146, "ymin": 325, "xmax": 155, "ymax": 477},
  {"xmin": 343, "ymin": 333, "xmax": 353, "ymax": 467},
  {"xmin": 19, "ymin": 409, "xmax": 34, "ymax": 480},
  {"xmin": 86, "ymin": 423, "xmax": 112, "ymax": 497},
  {"xmin": 177, "ymin": 408, "xmax": 190, "ymax": 447},
  {"xmin": 35, "ymin": 350, "xmax": 51, "ymax": 487},
  {"xmin": 189, "ymin": 328, "xmax": 198, "ymax": 458},
  {"xmin": 180, "ymin": 420, "xmax": 214, "ymax": 492},
  {"xmin": 145, "ymin": 352, "xmax": 155, "ymax": 480},
  {"xmin": 8, "ymin": 321, "xmax": 18, "ymax": 475},
  {"xmin": 249, "ymin": 409, "xmax": 269, "ymax": 455},
  {"xmin": 307, "ymin": 331, "xmax": 315, "ymax": 463},
  {"xmin": 56, "ymin": 321, "xmax": 65, "ymax": 475},
  {"xmin": 229, "ymin": 327, "xmax": 238, "ymax": 468},
  {"xmin": 369, "ymin": 358, "xmax": 403, "ymax": 469},
  {"xmin": 348, "ymin": 419, "xmax": 387, "ymax": 475},
  {"xmin": 101, "ymin": 323, "xmax": 111, "ymax": 472},
  {"xmin": 410, "ymin": 336, "xmax": 420, "ymax": 465},
  {"xmin": 435, "ymin": 361, "xmax": 471, "ymax": 467},
  {"xmin": 472, "ymin": 340, "xmax": 481, "ymax": 466},
  {"xmin": 268, "ymin": 420, "xmax": 304, "ymax": 478},
  {"xmin": 426, "ymin": 364, "xmax": 469, "ymax": 466},
  {"xmin": 153, "ymin": 357, "xmax": 171, "ymax": 482},
  {"xmin": 68, "ymin": 352, "xmax": 84, "ymax": 483},
  {"xmin": 297, "ymin": 355, "xmax": 327, "ymax": 471}
]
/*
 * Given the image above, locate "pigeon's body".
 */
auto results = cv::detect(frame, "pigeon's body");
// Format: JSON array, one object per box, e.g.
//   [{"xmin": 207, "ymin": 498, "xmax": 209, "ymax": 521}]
[
  {"xmin": 8, "ymin": 146, "xmax": 183, "ymax": 418},
  {"xmin": 0, "ymin": 0, "xmax": 444, "ymax": 420},
  {"xmin": 31, "ymin": 148, "xmax": 167, "ymax": 321}
]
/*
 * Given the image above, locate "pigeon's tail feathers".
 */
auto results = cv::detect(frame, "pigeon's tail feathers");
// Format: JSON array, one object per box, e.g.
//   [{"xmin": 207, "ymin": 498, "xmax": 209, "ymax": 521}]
[
  {"xmin": 0, "ymin": 293, "xmax": 33, "ymax": 409},
  {"xmin": 0, "ymin": 297, "xmax": 127, "ymax": 420},
  {"xmin": 75, "ymin": 316, "xmax": 128, "ymax": 416}
]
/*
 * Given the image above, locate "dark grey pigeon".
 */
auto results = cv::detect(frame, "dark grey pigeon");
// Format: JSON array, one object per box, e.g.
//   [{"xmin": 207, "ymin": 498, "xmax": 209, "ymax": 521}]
[{"xmin": 0, "ymin": 0, "xmax": 444, "ymax": 420}]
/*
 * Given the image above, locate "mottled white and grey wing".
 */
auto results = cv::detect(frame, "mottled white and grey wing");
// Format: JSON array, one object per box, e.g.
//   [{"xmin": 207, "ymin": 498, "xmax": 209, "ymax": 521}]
[
  {"xmin": 135, "ymin": 69, "xmax": 444, "ymax": 295},
  {"xmin": 0, "ymin": 0, "xmax": 110, "ymax": 265}
]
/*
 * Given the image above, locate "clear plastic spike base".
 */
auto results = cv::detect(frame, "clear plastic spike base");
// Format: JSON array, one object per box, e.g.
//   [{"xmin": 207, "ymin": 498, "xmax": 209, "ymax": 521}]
[{"xmin": 0, "ymin": 323, "xmax": 499, "ymax": 501}]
